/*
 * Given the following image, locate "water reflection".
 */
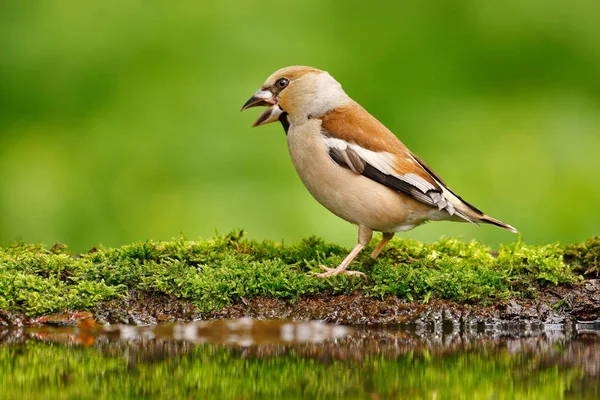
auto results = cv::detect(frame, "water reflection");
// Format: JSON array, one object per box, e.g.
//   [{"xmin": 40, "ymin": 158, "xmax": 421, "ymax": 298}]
[
  {"xmin": 1, "ymin": 319, "xmax": 599, "ymax": 399},
  {"xmin": 21, "ymin": 318, "xmax": 351, "ymax": 346}
]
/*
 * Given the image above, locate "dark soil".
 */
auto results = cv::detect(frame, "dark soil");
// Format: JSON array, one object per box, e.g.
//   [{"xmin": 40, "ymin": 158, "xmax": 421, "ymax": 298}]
[{"xmin": 2, "ymin": 279, "xmax": 598, "ymax": 328}]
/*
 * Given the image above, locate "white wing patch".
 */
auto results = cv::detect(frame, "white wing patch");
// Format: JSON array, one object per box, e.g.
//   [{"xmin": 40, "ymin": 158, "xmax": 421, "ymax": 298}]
[
  {"xmin": 324, "ymin": 136, "xmax": 460, "ymax": 218},
  {"xmin": 326, "ymin": 137, "xmax": 398, "ymax": 175}
]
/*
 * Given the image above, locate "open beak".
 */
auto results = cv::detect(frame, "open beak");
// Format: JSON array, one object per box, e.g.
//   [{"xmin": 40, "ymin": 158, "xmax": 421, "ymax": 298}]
[{"xmin": 241, "ymin": 89, "xmax": 283, "ymax": 127}]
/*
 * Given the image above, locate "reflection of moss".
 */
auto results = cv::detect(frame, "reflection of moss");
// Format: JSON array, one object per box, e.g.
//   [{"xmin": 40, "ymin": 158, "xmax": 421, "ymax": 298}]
[
  {"xmin": 0, "ymin": 341, "xmax": 591, "ymax": 399},
  {"xmin": 0, "ymin": 231, "xmax": 589, "ymax": 316}
]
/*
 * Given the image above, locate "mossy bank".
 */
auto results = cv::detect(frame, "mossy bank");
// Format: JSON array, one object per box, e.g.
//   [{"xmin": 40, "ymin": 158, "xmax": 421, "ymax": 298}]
[{"xmin": 1, "ymin": 232, "xmax": 598, "ymax": 326}]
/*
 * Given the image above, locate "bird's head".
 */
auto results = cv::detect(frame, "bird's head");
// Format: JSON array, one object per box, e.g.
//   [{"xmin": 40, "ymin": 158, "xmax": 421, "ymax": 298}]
[{"xmin": 241, "ymin": 66, "xmax": 350, "ymax": 127}]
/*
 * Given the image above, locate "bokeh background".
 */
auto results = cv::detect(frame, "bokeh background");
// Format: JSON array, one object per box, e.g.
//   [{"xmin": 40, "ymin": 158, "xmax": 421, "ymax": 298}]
[{"xmin": 1, "ymin": 0, "xmax": 599, "ymax": 252}]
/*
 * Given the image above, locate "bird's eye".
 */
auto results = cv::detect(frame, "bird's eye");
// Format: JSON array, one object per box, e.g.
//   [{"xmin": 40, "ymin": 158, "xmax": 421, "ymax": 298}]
[{"xmin": 276, "ymin": 78, "xmax": 289, "ymax": 89}]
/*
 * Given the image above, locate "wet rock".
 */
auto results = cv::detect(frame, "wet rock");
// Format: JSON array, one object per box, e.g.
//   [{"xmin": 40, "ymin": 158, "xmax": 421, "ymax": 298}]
[
  {"xmin": 570, "ymin": 279, "xmax": 600, "ymax": 321},
  {"xmin": 538, "ymin": 302, "xmax": 567, "ymax": 324},
  {"xmin": 0, "ymin": 310, "xmax": 27, "ymax": 327},
  {"xmin": 504, "ymin": 300, "xmax": 523, "ymax": 319}
]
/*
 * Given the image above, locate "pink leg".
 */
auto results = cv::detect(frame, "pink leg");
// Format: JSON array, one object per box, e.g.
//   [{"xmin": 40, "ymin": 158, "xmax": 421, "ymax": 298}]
[
  {"xmin": 370, "ymin": 232, "xmax": 394, "ymax": 259},
  {"xmin": 317, "ymin": 226, "xmax": 373, "ymax": 278},
  {"xmin": 316, "ymin": 242, "xmax": 366, "ymax": 278}
]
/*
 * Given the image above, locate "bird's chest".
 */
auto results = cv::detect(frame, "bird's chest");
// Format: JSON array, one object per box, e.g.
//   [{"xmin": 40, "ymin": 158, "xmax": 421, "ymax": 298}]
[
  {"xmin": 285, "ymin": 120, "xmax": 363, "ymax": 220},
  {"xmin": 286, "ymin": 120, "xmax": 336, "ymax": 189}
]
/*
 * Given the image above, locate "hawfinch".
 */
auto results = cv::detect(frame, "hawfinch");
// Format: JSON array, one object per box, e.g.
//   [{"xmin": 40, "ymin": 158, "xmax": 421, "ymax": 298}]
[{"xmin": 242, "ymin": 66, "xmax": 517, "ymax": 278}]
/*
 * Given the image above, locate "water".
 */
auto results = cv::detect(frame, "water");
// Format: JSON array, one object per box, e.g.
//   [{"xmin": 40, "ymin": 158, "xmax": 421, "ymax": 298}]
[{"xmin": 1, "ymin": 319, "xmax": 598, "ymax": 399}]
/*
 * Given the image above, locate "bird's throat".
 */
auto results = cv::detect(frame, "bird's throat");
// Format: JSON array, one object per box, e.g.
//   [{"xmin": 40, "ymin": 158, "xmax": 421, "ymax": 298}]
[{"xmin": 279, "ymin": 112, "xmax": 290, "ymax": 135}]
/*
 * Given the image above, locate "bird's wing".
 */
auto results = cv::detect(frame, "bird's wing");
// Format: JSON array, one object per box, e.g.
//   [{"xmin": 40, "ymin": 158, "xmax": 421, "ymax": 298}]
[{"xmin": 320, "ymin": 102, "xmax": 478, "ymax": 223}]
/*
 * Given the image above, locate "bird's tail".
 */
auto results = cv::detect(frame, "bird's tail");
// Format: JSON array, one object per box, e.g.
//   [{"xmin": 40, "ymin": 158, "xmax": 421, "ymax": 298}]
[
  {"xmin": 438, "ymin": 187, "xmax": 518, "ymax": 233},
  {"xmin": 478, "ymin": 214, "xmax": 518, "ymax": 233}
]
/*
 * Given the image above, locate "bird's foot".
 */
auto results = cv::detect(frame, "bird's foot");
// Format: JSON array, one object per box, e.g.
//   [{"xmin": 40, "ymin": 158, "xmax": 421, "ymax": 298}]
[{"xmin": 315, "ymin": 265, "xmax": 366, "ymax": 279}]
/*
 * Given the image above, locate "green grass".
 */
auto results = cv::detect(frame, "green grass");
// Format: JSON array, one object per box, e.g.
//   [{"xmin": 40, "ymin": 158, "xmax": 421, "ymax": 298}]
[{"xmin": 0, "ymin": 231, "xmax": 594, "ymax": 317}]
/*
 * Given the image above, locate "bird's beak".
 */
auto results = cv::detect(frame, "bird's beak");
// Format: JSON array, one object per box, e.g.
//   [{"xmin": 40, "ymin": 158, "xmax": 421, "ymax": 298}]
[{"xmin": 241, "ymin": 89, "xmax": 283, "ymax": 127}]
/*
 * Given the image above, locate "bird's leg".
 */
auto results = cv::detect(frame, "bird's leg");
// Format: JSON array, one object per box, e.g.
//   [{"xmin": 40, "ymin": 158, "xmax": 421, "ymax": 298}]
[
  {"xmin": 317, "ymin": 226, "xmax": 373, "ymax": 278},
  {"xmin": 317, "ymin": 243, "xmax": 365, "ymax": 278},
  {"xmin": 370, "ymin": 232, "xmax": 395, "ymax": 259}
]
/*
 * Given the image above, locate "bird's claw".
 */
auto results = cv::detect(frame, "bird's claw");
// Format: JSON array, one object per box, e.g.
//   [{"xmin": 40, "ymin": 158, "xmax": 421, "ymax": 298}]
[{"xmin": 315, "ymin": 265, "xmax": 366, "ymax": 278}]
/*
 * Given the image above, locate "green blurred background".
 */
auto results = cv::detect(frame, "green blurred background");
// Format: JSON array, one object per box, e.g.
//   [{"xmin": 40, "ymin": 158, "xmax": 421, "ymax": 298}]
[{"xmin": 0, "ymin": 0, "xmax": 598, "ymax": 252}]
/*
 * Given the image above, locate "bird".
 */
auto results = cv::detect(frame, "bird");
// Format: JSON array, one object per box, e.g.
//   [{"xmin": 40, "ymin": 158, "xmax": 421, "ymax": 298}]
[{"xmin": 241, "ymin": 66, "xmax": 517, "ymax": 278}]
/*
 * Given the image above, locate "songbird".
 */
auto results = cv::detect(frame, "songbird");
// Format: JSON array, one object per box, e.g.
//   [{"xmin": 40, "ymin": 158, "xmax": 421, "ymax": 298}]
[{"xmin": 241, "ymin": 66, "xmax": 517, "ymax": 278}]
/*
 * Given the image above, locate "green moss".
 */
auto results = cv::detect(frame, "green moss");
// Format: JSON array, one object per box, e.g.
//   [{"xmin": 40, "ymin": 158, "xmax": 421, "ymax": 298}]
[
  {"xmin": 564, "ymin": 236, "xmax": 600, "ymax": 278},
  {"xmin": 0, "ymin": 232, "xmax": 587, "ymax": 316}
]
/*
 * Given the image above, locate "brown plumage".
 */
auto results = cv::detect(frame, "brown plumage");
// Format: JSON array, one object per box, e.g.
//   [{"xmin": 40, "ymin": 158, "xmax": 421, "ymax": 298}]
[
  {"xmin": 242, "ymin": 66, "xmax": 517, "ymax": 278},
  {"xmin": 321, "ymin": 103, "xmax": 407, "ymax": 153}
]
